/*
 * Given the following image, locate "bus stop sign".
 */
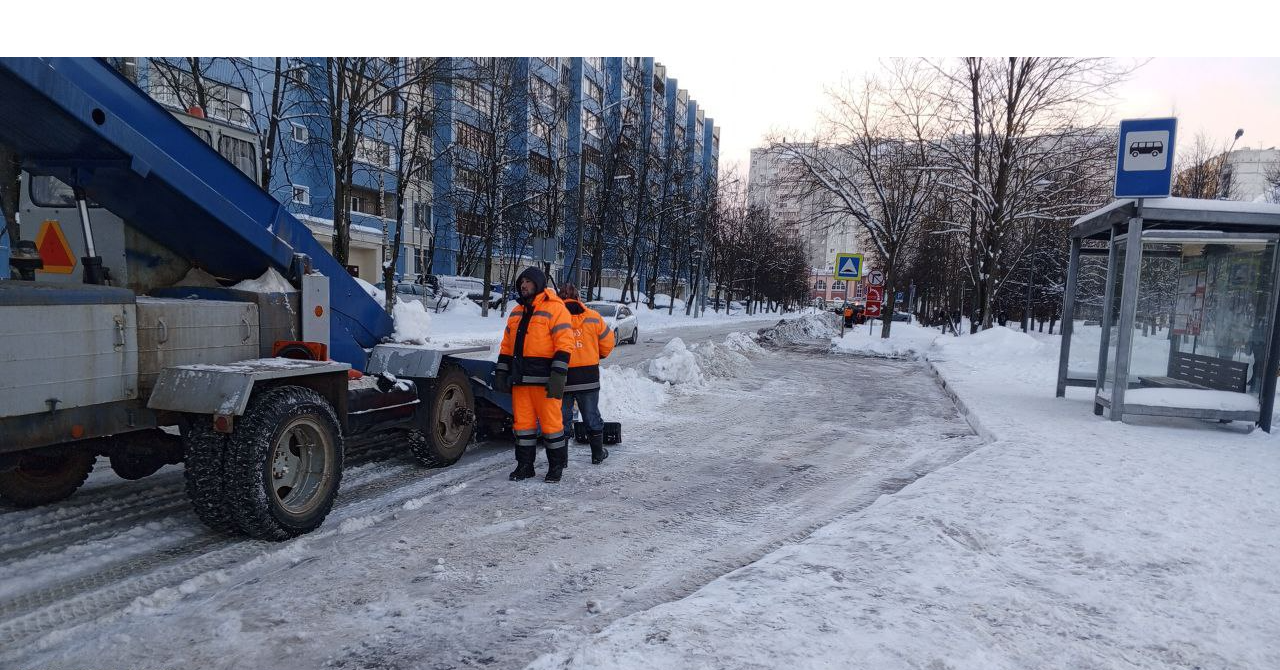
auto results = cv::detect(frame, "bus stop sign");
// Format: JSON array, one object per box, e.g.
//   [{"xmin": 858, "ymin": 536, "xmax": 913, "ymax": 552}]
[{"xmin": 1115, "ymin": 117, "xmax": 1177, "ymax": 198}]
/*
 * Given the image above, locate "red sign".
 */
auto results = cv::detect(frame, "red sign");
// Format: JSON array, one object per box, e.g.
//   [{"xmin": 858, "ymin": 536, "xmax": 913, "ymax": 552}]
[
  {"xmin": 866, "ymin": 286, "xmax": 883, "ymax": 303},
  {"xmin": 864, "ymin": 302, "xmax": 882, "ymax": 318}
]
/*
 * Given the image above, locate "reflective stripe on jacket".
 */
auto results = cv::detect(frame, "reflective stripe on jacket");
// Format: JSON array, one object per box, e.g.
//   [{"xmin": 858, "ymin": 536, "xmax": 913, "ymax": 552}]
[
  {"xmin": 563, "ymin": 299, "xmax": 615, "ymax": 392},
  {"xmin": 497, "ymin": 288, "xmax": 574, "ymax": 385}
]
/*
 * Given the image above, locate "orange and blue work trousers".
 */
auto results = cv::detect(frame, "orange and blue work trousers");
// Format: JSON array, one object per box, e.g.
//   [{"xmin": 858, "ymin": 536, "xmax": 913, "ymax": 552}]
[{"xmin": 510, "ymin": 385, "xmax": 567, "ymax": 451}]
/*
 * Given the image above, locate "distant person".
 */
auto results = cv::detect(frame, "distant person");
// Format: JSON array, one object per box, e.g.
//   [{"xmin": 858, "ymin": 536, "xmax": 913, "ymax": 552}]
[
  {"xmin": 557, "ymin": 283, "xmax": 616, "ymax": 464},
  {"xmin": 843, "ymin": 303, "xmax": 854, "ymax": 328}
]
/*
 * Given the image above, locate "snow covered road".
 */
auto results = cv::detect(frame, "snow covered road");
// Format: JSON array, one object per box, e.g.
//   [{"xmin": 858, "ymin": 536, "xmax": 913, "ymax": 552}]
[{"xmin": 1, "ymin": 335, "xmax": 981, "ymax": 670}]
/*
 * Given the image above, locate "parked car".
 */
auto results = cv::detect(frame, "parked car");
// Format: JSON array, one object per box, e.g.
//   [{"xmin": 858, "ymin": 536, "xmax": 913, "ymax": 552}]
[
  {"xmin": 429, "ymin": 274, "xmax": 503, "ymax": 309},
  {"xmin": 891, "ymin": 311, "xmax": 911, "ymax": 323},
  {"xmin": 395, "ymin": 282, "xmax": 450, "ymax": 312},
  {"xmin": 586, "ymin": 301, "xmax": 639, "ymax": 345}
]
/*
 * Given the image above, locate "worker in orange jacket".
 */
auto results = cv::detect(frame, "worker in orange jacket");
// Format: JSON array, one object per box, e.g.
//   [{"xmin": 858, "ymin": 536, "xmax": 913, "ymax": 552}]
[
  {"xmin": 495, "ymin": 267, "xmax": 576, "ymax": 482},
  {"xmin": 557, "ymin": 283, "xmax": 615, "ymax": 464}
]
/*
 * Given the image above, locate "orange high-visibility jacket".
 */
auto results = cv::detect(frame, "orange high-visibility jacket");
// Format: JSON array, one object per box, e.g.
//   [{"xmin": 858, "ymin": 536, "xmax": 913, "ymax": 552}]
[
  {"xmin": 563, "ymin": 299, "xmax": 615, "ymax": 392},
  {"xmin": 498, "ymin": 288, "xmax": 575, "ymax": 386}
]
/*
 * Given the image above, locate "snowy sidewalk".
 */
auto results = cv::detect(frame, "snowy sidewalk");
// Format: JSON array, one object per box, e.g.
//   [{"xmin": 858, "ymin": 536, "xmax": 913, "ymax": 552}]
[{"xmin": 528, "ymin": 324, "xmax": 1280, "ymax": 670}]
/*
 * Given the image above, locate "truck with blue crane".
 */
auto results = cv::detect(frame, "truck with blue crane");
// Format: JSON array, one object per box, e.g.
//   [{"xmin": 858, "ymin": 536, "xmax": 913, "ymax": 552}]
[{"xmin": 0, "ymin": 57, "xmax": 515, "ymax": 539}]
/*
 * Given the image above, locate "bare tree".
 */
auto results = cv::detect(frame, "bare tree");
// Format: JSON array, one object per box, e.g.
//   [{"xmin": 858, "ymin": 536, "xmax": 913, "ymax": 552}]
[
  {"xmin": 927, "ymin": 57, "xmax": 1130, "ymax": 330},
  {"xmin": 1173, "ymin": 132, "xmax": 1232, "ymax": 199},
  {"xmin": 1266, "ymin": 162, "xmax": 1280, "ymax": 204},
  {"xmin": 773, "ymin": 71, "xmax": 941, "ymax": 337},
  {"xmin": 279, "ymin": 58, "xmax": 414, "ymax": 268},
  {"xmin": 382, "ymin": 58, "xmax": 449, "ymax": 313}
]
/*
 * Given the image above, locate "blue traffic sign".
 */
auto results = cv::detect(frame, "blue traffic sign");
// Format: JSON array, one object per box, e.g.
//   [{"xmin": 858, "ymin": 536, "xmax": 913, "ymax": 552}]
[
  {"xmin": 1115, "ymin": 117, "xmax": 1177, "ymax": 198},
  {"xmin": 834, "ymin": 253, "xmax": 863, "ymax": 281}
]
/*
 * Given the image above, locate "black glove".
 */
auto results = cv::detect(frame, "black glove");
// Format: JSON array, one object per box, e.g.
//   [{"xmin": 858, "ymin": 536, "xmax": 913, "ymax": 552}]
[
  {"xmin": 493, "ymin": 370, "xmax": 511, "ymax": 394},
  {"xmin": 546, "ymin": 369, "xmax": 567, "ymax": 400}
]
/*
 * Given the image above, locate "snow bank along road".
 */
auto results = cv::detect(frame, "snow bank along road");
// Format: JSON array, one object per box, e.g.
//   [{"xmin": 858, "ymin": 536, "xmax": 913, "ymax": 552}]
[{"xmin": 1, "ymin": 324, "xmax": 983, "ymax": 670}]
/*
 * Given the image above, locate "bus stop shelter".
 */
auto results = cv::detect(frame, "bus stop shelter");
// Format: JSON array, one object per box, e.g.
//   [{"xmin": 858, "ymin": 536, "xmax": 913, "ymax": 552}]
[{"xmin": 1055, "ymin": 197, "xmax": 1280, "ymax": 431}]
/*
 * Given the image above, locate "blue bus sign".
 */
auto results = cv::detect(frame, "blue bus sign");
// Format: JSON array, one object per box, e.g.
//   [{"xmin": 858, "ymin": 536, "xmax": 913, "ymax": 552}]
[{"xmin": 1115, "ymin": 117, "xmax": 1177, "ymax": 198}]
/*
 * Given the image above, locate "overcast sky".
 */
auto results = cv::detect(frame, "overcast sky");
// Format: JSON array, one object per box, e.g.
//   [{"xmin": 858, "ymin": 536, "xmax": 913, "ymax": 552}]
[{"xmin": 657, "ymin": 56, "xmax": 1280, "ymax": 178}]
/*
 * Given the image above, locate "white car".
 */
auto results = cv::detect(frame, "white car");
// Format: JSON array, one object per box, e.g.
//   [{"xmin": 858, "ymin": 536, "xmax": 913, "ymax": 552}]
[{"xmin": 586, "ymin": 301, "xmax": 639, "ymax": 345}]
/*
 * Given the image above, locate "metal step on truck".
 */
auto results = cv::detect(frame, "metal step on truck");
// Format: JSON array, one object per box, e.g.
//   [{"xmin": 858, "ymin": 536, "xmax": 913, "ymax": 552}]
[{"xmin": 0, "ymin": 57, "xmax": 515, "ymax": 540}]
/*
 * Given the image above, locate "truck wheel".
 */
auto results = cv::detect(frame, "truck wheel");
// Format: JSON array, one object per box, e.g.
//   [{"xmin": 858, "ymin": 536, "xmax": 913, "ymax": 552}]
[
  {"xmin": 0, "ymin": 450, "xmax": 95, "ymax": 508},
  {"xmin": 223, "ymin": 386, "xmax": 343, "ymax": 540},
  {"xmin": 183, "ymin": 420, "xmax": 237, "ymax": 533},
  {"xmin": 409, "ymin": 364, "xmax": 475, "ymax": 468}
]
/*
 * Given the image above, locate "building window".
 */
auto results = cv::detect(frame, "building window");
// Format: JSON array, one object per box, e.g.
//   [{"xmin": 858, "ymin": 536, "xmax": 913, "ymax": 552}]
[
  {"xmin": 531, "ymin": 118, "xmax": 552, "ymax": 147},
  {"xmin": 455, "ymin": 78, "xmax": 492, "ymax": 112},
  {"xmin": 583, "ymin": 145, "xmax": 602, "ymax": 171},
  {"xmin": 584, "ymin": 78, "xmax": 603, "ymax": 104},
  {"xmin": 456, "ymin": 166, "xmax": 484, "ymax": 193},
  {"xmin": 532, "ymin": 76, "xmax": 555, "ymax": 107},
  {"xmin": 348, "ymin": 186, "xmax": 391, "ymax": 217},
  {"xmin": 291, "ymin": 123, "xmax": 309, "ymax": 143},
  {"xmin": 582, "ymin": 109, "xmax": 602, "ymax": 140},
  {"xmin": 456, "ymin": 121, "xmax": 491, "ymax": 153},
  {"xmin": 413, "ymin": 202, "xmax": 431, "ymax": 229},
  {"xmin": 457, "ymin": 211, "xmax": 485, "ymax": 237},
  {"xmin": 585, "ymin": 57, "xmax": 603, "ymax": 71},
  {"xmin": 472, "ymin": 57, "xmax": 495, "ymax": 69},
  {"xmin": 815, "ymin": 280, "xmax": 826, "ymax": 290},
  {"xmin": 539, "ymin": 57, "xmax": 558, "ymax": 68},
  {"xmin": 833, "ymin": 281, "xmax": 846, "ymax": 290},
  {"xmin": 148, "ymin": 60, "xmax": 252, "ymax": 127},
  {"xmin": 291, "ymin": 184, "xmax": 310, "ymax": 205},
  {"xmin": 530, "ymin": 152, "xmax": 553, "ymax": 179},
  {"xmin": 218, "ymin": 135, "xmax": 257, "ymax": 180},
  {"xmin": 355, "ymin": 135, "xmax": 392, "ymax": 168}
]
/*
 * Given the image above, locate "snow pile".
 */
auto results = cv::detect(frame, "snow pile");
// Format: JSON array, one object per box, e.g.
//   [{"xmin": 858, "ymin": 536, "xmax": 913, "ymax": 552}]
[
  {"xmin": 690, "ymin": 340, "xmax": 752, "ymax": 379},
  {"xmin": 646, "ymin": 338, "xmax": 703, "ymax": 385},
  {"xmin": 722, "ymin": 331, "xmax": 765, "ymax": 356},
  {"xmin": 354, "ymin": 277, "xmax": 384, "ymax": 301},
  {"xmin": 933, "ymin": 324, "xmax": 1045, "ymax": 359},
  {"xmin": 172, "ymin": 266, "xmax": 222, "ymax": 288},
  {"xmin": 599, "ymin": 366, "xmax": 668, "ymax": 421},
  {"xmin": 350, "ymin": 277, "xmax": 435, "ymax": 344},
  {"xmin": 755, "ymin": 312, "xmax": 841, "ymax": 346},
  {"xmin": 440, "ymin": 294, "xmax": 484, "ymax": 315},
  {"xmin": 833, "ymin": 320, "xmax": 941, "ymax": 360},
  {"xmin": 231, "ymin": 268, "xmax": 295, "ymax": 293}
]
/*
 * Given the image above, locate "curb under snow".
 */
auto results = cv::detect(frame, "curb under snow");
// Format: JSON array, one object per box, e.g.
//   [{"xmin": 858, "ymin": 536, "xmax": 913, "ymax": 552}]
[{"xmin": 925, "ymin": 360, "xmax": 996, "ymax": 444}]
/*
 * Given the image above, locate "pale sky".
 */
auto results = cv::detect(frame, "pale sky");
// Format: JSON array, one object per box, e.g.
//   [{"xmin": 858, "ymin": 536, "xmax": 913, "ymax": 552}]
[{"xmin": 656, "ymin": 56, "xmax": 1280, "ymax": 178}]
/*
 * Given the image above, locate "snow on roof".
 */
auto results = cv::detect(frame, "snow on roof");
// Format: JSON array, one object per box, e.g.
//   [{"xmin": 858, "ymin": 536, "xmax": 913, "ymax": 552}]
[{"xmin": 1075, "ymin": 197, "xmax": 1280, "ymax": 227}]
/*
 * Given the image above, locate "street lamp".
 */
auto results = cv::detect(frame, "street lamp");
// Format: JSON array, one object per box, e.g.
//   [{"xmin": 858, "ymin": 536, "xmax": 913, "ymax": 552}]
[{"xmin": 1218, "ymin": 128, "xmax": 1245, "ymax": 200}]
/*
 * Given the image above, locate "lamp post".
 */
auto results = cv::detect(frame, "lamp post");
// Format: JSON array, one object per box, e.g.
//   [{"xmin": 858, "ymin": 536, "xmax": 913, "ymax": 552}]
[{"xmin": 1219, "ymin": 128, "xmax": 1244, "ymax": 200}]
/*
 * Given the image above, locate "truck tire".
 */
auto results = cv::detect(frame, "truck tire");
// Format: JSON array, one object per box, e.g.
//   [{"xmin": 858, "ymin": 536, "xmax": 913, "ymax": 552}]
[
  {"xmin": 223, "ymin": 386, "xmax": 343, "ymax": 540},
  {"xmin": 0, "ymin": 449, "xmax": 95, "ymax": 508},
  {"xmin": 408, "ymin": 364, "xmax": 475, "ymax": 468},
  {"xmin": 183, "ymin": 420, "xmax": 237, "ymax": 533}
]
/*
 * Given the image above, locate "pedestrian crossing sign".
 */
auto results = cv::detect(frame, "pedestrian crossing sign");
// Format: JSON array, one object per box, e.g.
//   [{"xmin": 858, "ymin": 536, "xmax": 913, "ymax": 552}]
[{"xmin": 834, "ymin": 253, "xmax": 863, "ymax": 281}]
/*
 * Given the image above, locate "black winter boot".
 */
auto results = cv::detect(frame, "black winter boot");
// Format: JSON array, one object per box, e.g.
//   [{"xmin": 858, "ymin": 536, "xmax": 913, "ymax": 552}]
[
  {"xmin": 509, "ymin": 445, "xmax": 536, "ymax": 481},
  {"xmin": 589, "ymin": 432, "xmax": 609, "ymax": 465},
  {"xmin": 544, "ymin": 446, "xmax": 568, "ymax": 482}
]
